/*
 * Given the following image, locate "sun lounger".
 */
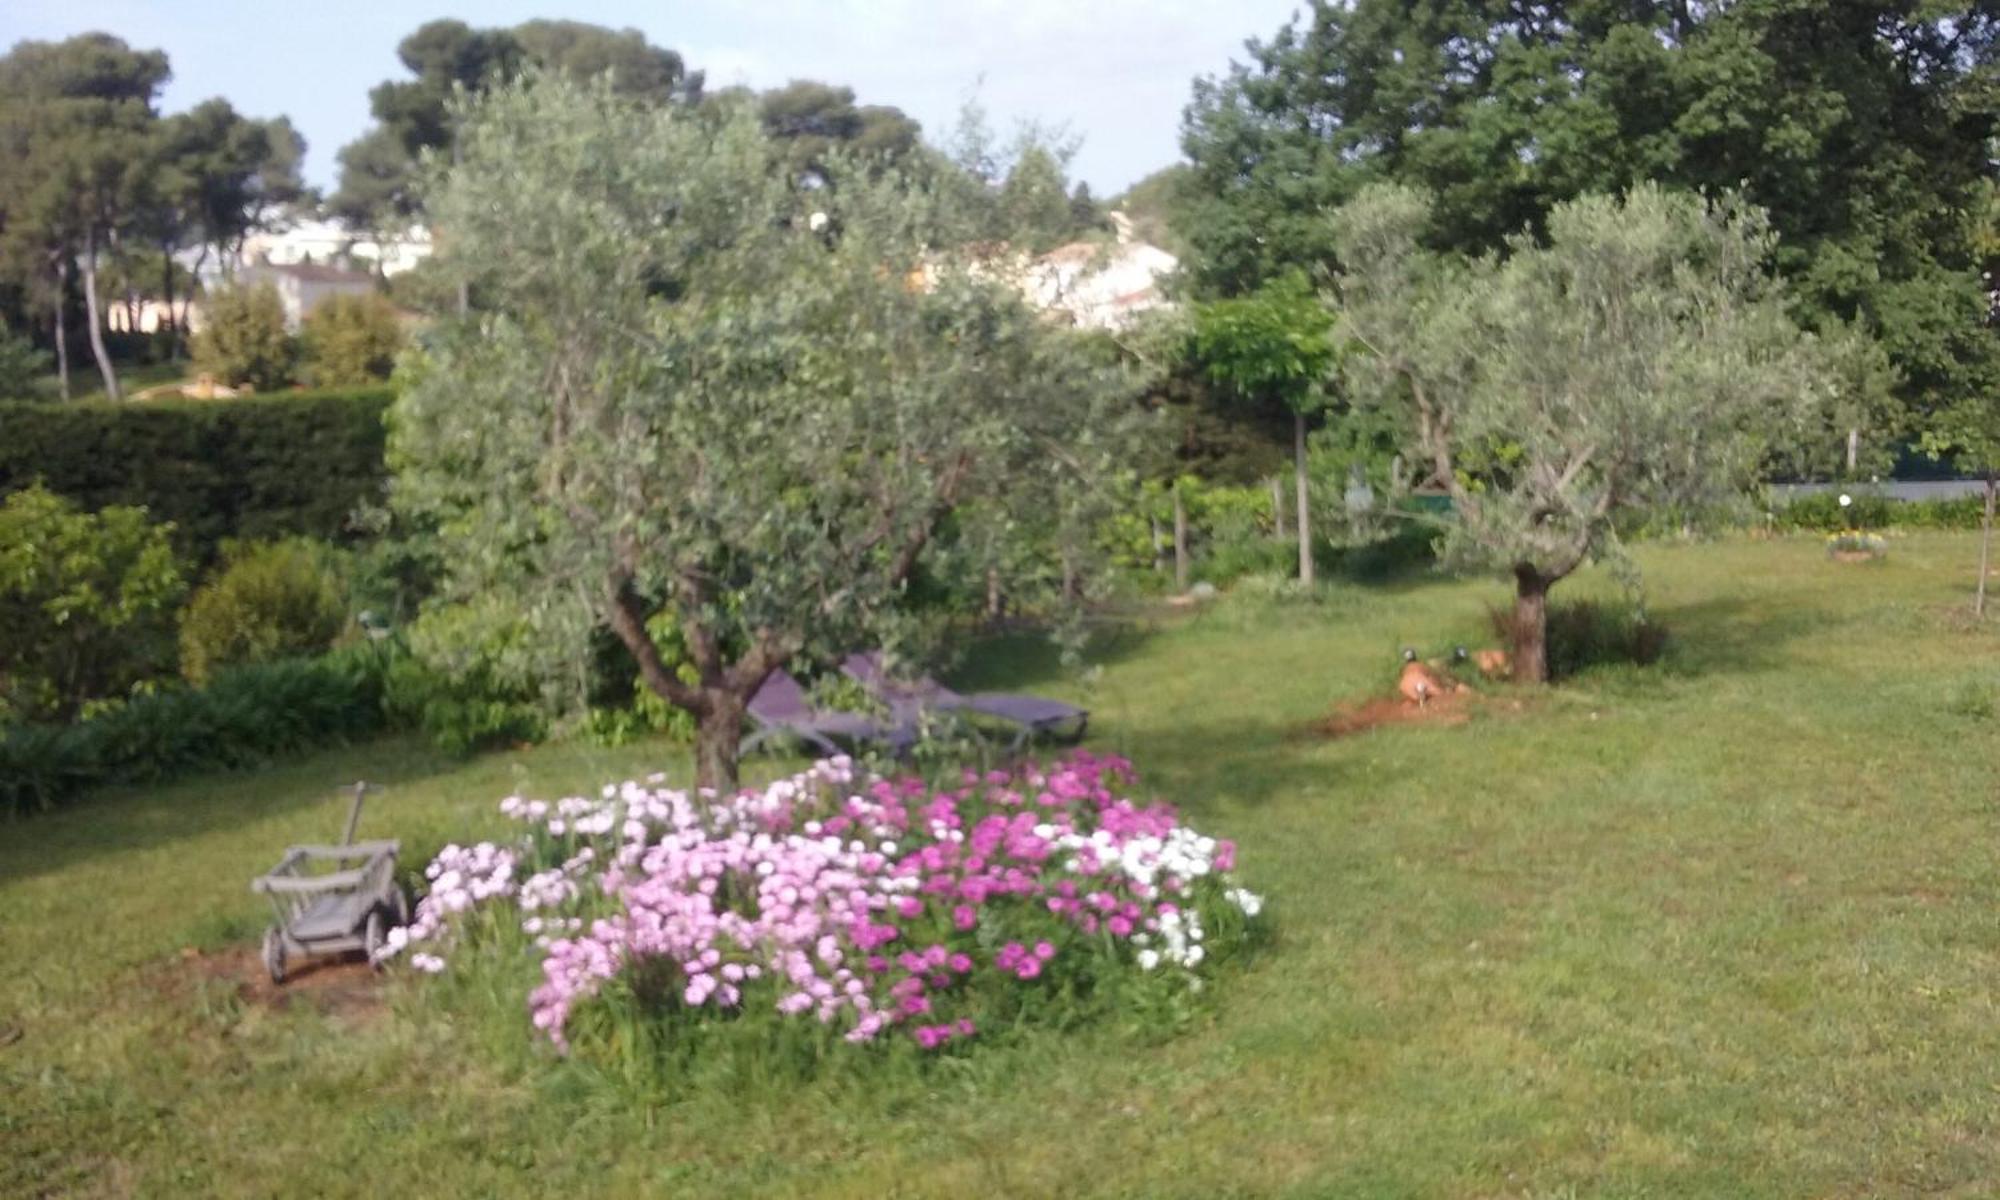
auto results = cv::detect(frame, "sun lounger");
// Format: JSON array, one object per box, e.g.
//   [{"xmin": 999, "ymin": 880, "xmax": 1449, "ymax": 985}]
[
  {"xmin": 740, "ymin": 669, "xmax": 917, "ymax": 758},
  {"xmin": 841, "ymin": 652, "xmax": 1088, "ymax": 753}
]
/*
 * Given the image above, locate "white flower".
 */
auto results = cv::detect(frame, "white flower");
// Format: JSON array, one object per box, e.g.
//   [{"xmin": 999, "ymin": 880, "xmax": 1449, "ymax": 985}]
[{"xmin": 1136, "ymin": 949, "xmax": 1160, "ymax": 971}]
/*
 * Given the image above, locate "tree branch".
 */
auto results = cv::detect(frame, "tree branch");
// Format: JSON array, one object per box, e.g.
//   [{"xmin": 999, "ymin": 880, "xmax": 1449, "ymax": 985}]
[{"xmin": 604, "ymin": 567, "xmax": 706, "ymax": 713}]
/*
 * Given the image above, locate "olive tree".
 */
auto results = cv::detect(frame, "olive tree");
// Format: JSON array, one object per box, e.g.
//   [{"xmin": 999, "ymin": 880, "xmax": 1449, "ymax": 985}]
[
  {"xmin": 1333, "ymin": 183, "xmax": 1825, "ymax": 682},
  {"xmin": 390, "ymin": 76, "xmax": 1141, "ymax": 788}
]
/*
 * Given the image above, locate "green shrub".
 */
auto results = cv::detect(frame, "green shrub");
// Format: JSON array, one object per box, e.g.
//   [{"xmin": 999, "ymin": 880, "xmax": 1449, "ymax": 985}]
[
  {"xmin": 0, "ymin": 322, "xmax": 49, "ymax": 399},
  {"xmin": 1489, "ymin": 598, "xmax": 1668, "ymax": 681},
  {"xmin": 0, "ymin": 486, "xmax": 185, "ymax": 723},
  {"xmin": 0, "ymin": 645, "xmax": 394, "ymax": 817},
  {"xmin": 301, "ymin": 293, "xmax": 405, "ymax": 387},
  {"xmin": 192, "ymin": 283, "xmax": 296, "ymax": 390},
  {"xmin": 0, "ymin": 387, "xmax": 391, "ymax": 561},
  {"xmin": 386, "ymin": 598, "xmax": 554, "ymax": 753},
  {"xmin": 1197, "ymin": 533, "xmax": 1294, "ymax": 585},
  {"xmin": 1772, "ymin": 490, "xmax": 1987, "ymax": 532},
  {"xmin": 179, "ymin": 539, "xmax": 350, "ymax": 685}
]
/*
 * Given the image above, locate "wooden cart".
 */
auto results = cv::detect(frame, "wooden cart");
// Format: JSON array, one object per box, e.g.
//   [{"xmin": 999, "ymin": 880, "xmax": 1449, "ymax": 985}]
[{"xmin": 250, "ymin": 782, "xmax": 407, "ymax": 984}]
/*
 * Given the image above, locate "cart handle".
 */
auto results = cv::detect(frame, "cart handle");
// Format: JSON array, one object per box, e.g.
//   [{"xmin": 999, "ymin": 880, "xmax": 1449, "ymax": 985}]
[{"xmin": 339, "ymin": 781, "xmax": 382, "ymax": 846}]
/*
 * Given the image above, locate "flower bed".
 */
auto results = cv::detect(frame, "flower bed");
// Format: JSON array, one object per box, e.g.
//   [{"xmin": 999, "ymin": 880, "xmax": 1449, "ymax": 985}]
[
  {"xmin": 1826, "ymin": 530, "xmax": 1887, "ymax": 561},
  {"xmin": 381, "ymin": 751, "xmax": 1264, "ymax": 1061}
]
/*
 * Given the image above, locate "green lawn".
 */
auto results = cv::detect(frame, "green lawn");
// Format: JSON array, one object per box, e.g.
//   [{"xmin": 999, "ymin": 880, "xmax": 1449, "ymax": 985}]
[{"xmin": 6, "ymin": 533, "xmax": 2000, "ymax": 1197}]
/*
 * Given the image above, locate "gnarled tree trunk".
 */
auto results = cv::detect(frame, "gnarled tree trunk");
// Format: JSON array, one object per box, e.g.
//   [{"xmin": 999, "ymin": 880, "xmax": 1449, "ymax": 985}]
[
  {"xmin": 1513, "ymin": 565, "xmax": 1551, "ymax": 684},
  {"xmin": 693, "ymin": 690, "xmax": 747, "ymax": 793}
]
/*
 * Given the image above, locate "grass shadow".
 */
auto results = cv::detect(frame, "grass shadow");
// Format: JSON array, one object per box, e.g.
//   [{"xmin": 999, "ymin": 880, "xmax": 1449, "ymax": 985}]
[{"xmin": 944, "ymin": 621, "xmax": 1160, "ymax": 693}]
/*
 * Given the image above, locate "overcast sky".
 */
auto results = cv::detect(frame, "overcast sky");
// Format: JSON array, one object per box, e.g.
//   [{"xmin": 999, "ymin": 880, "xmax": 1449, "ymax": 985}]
[{"xmin": 2, "ymin": 1, "xmax": 1304, "ymax": 198}]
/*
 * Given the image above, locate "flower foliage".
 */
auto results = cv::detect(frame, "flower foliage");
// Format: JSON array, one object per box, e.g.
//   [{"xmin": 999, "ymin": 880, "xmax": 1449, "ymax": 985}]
[
  {"xmin": 381, "ymin": 752, "xmax": 1263, "ymax": 1059},
  {"xmin": 1826, "ymin": 530, "xmax": 1888, "ymax": 559}
]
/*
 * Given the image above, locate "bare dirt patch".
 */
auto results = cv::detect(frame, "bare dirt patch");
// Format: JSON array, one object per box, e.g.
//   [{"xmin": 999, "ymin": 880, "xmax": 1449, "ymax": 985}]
[
  {"xmin": 1316, "ymin": 689, "xmax": 1478, "ymax": 739},
  {"xmin": 152, "ymin": 944, "xmax": 387, "ymax": 1020}
]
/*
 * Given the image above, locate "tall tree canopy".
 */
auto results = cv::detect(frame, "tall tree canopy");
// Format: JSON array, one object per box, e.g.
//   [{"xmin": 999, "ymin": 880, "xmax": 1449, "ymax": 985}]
[
  {"xmin": 1182, "ymin": 0, "xmax": 2000, "ymax": 423},
  {"xmin": 392, "ymin": 75, "xmax": 1145, "ymax": 788},
  {"xmin": 0, "ymin": 34, "xmax": 302, "ymax": 391},
  {"xmin": 331, "ymin": 18, "xmax": 702, "ymax": 224},
  {"xmin": 0, "ymin": 34, "xmax": 171, "ymax": 398},
  {"xmin": 155, "ymin": 98, "xmax": 304, "ymax": 274},
  {"xmin": 756, "ymin": 80, "xmax": 922, "ymax": 185}
]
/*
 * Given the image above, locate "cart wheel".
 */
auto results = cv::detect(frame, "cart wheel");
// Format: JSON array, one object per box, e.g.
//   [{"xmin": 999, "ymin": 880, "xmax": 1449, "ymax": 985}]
[
  {"xmin": 391, "ymin": 883, "xmax": 411, "ymax": 927},
  {"xmin": 363, "ymin": 908, "xmax": 388, "ymax": 971},
  {"xmin": 262, "ymin": 926, "xmax": 287, "ymax": 985}
]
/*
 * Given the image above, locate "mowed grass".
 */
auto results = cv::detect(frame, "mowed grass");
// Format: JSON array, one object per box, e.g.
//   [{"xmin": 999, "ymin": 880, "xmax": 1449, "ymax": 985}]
[{"xmin": 6, "ymin": 532, "xmax": 2000, "ymax": 1198}]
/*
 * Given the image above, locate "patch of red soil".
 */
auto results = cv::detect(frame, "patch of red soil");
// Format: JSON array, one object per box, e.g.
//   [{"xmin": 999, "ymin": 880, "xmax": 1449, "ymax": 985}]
[
  {"xmin": 156, "ymin": 944, "xmax": 387, "ymax": 1019},
  {"xmin": 1316, "ymin": 689, "xmax": 1477, "ymax": 739}
]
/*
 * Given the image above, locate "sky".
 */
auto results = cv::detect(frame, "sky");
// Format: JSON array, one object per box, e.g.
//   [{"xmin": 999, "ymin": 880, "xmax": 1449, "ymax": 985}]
[{"xmin": 1, "ymin": 0, "xmax": 1304, "ymax": 199}]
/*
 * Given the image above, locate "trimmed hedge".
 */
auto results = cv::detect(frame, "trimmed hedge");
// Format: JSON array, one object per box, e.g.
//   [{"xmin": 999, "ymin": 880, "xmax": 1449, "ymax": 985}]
[
  {"xmin": 0, "ymin": 387, "xmax": 392, "ymax": 560},
  {"xmin": 0, "ymin": 647, "xmax": 394, "ymax": 818},
  {"xmin": 1770, "ymin": 489, "xmax": 1994, "ymax": 532}
]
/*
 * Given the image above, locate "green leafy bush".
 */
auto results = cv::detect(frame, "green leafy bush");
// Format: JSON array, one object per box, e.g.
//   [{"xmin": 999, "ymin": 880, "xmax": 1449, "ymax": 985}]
[
  {"xmin": 301, "ymin": 292, "xmax": 405, "ymax": 387},
  {"xmin": 0, "ymin": 486, "xmax": 185, "ymax": 722},
  {"xmin": 179, "ymin": 539, "xmax": 350, "ymax": 685},
  {"xmin": 0, "ymin": 322, "xmax": 50, "ymax": 399},
  {"xmin": 0, "ymin": 646, "xmax": 394, "ymax": 816},
  {"xmin": 1772, "ymin": 490, "xmax": 1987, "ymax": 532},
  {"xmin": 0, "ymin": 387, "xmax": 391, "ymax": 561},
  {"xmin": 385, "ymin": 598, "xmax": 553, "ymax": 753},
  {"xmin": 192, "ymin": 283, "xmax": 296, "ymax": 390}
]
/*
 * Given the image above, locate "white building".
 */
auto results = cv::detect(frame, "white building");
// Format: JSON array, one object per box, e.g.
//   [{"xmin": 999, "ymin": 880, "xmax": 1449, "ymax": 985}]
[
  {"xmin": 912, "ymin": 211, "xmax": 1179, "ymax": 330},
  {"xmin": 1020, "ymin": 213, "xmax": 1179, "ymax": 329},
  {"xmin": 237, "ymin": 218, "xmax": 433, "ymax": 278},
  {"xmin": 235, "ymin": 261, "xmax": 379, "ymax": 331}
]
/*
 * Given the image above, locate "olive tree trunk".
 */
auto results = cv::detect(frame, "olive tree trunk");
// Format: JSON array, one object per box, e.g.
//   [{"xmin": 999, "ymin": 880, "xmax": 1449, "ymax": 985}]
[
  {"xmin": 1513, "ymin": 565, "xmax": 1551, "ymax": 684},
  {"xmin": 693, "ymin": 690, "xmax": 747, "ymax": 793},
  {"xmin": 1172, "ymin": 482, "xmax": 1189, "ymax": 593},
  {"xmin": 1294, "ymin": 410, "xmax": 1314, "ymax": 587},
  {"xmin": 1269, "ymin": 475, "xmax": 1287, "ymax": 539},
  {"xmin": 1977, "ymin": 474, "xmax": 1996, "ymax": 619}
]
